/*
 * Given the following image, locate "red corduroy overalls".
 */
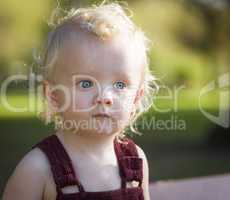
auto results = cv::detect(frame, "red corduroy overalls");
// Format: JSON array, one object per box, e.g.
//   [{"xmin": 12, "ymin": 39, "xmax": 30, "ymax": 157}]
[{"xmin": 33, "ymin": 135, "xmax": 144, "ymax": 200}]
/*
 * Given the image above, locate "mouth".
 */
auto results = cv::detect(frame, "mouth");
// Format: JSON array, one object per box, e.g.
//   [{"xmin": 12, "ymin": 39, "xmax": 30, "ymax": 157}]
[{"xmin": 92, "ymin": 113, "xmax": 110, "ymax": 118}]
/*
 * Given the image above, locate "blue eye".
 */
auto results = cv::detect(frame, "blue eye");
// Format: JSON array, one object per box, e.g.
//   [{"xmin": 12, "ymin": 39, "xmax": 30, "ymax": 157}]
[
  {"xmin": 114, "ymin": 81, "xmax": 126, "ymax": 89},
  {"xmin": 79, "ymin": 80, "xmax": 93, "ymax": 88}
]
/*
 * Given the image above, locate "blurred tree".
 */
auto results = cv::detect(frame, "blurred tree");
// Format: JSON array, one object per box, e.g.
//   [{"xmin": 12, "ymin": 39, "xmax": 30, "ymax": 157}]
[
  {"xmin": 0, "ymin": 0, "xmax": 52, "ymax": 80},
  {"xmin": 182, "ymin": 0, "xmax": 230, "ymax": 74},
  {"xmin": 1, "ymin": 0, "xmax": 229, "ymax": 86},
  {"xmin": 131, "ymin": 0, "xmax": 212, "ymax": 88}
]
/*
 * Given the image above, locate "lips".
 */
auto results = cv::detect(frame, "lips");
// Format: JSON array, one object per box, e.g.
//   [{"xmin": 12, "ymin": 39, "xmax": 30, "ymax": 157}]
[{"xmin": 93, "ymin": 113, "xmax": 110, "ymax": 118}]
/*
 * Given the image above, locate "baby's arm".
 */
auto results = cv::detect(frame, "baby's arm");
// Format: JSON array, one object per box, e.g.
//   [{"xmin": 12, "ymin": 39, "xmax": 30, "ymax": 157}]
[
  {"xmin": 136, "ymin": 145, "xmax": 150, "ymax": 200},
  {"xmin": 2, "ymin": 148, "xmax": 48, "ymax": 200}
]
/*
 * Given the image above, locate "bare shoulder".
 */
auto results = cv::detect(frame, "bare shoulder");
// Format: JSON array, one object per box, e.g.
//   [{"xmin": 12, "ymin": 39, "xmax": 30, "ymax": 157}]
[
  {"xmin": 135, "ymin": 144, "xmax": 148, "ymax": 161},
  {"xmin": 12, "ymin": 147, "xmax": 50, "ymax": 178},
  {"xmin": 2, "ymin": 147, "xmax": 50, "ymax": 200},
  {"xmin": 135, "ymin": 144, "xmax": 149, "ymax": 175},
  {"xmin": 135, "ymin": 144, "xmax": 150, "ymax": 200},
  {"xmin": 22, "ymin": 147, "xmax": 49, "ymax": 168}
]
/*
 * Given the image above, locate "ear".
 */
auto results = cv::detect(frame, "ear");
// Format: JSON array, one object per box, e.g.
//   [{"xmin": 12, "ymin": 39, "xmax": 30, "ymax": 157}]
[
  {"xmin": 43, "ymin": 80, "xmax": 59, "ymax": 108},
  {"xmin": 133, "ymin": 87, "xmax": 144, "ymax": 105}
]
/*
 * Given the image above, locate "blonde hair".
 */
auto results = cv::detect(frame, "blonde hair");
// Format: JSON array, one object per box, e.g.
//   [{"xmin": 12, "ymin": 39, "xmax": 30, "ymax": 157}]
[{"xmin": 37, "ymin": 1, "xmax": 159, "ymax": 136}]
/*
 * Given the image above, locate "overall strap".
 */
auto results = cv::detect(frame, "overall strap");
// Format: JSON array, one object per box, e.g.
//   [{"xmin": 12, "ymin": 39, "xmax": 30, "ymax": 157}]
[
  {"xmin": 114, "ymin": 137, "xmax": 143, "ymax": 188},
  {"xmin": 32, "ymin": 135, "xmax": 85, "ymax": 194}
]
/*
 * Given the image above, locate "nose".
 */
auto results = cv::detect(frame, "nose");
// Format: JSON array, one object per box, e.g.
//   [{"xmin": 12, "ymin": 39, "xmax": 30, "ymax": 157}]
[
  {"xmin": 96, "ymin": 97, "xmax": 113, "ymax": 106},
  {"xmin": 94, "ymin": 85, "xmax": 114, "ymax": 106}
]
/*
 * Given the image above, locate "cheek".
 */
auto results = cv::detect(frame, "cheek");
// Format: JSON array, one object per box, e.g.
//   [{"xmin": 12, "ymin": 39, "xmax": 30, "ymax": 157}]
[
  {"xmin": 112, "ymin": 90, "xmax": 136, "ymax": 116},
  {"xmin": 62, "ymin": 92, "xmax": 95, "ymax": 120},
  {"xmin": 120, "ymin": 90, "xmax": 137, "ymax": 110},
  {"xmin": 71, "ymin": 91, "xmax": 95, "ymax": 110}
]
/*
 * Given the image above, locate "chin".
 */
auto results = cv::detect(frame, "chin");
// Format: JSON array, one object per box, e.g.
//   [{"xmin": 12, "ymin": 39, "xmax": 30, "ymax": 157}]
[
  {"xmin": 96, "ymin": 123, "xmax": 123, "ymax": 136},
  {"xmin": 93, "ymin": 123, "xmax": 116, "ymax": 136}
]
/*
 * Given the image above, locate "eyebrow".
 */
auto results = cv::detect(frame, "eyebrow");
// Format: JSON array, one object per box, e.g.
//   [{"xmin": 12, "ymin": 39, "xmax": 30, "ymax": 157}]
[
  {"xmin": 71, "ymin": 70, "xmax": 134, "ymax": 83},
  {"xmin": 118, "ymin": 72, "xmax": 135, "ymax": 82},
  {"xmin": 71, "ymin": 72, "xmax": 94, "ymax": 78}
]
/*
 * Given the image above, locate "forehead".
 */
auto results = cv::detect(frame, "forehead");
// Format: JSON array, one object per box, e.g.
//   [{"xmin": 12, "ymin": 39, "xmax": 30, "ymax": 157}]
[{"xmin": 53, "ymin": 32, "xmax": 145, "ymax": 83}]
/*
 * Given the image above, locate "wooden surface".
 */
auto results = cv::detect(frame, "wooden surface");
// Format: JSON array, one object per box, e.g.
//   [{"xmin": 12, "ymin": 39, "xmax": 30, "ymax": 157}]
[{"xmin": 150, "ymin": 174, "xmax": 230, "ymax": 200}]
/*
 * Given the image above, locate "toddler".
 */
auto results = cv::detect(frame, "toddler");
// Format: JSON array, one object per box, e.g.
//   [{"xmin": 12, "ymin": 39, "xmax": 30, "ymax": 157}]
[{"xmin": 3, "ymin": 2, "xmax": 157, "ymax": 200}]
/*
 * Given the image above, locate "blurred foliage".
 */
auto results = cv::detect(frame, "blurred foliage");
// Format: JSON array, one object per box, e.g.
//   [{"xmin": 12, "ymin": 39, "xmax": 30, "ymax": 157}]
[
  {"xmin": 0, "ymin": 0, "xmax": 229, "ymax": 87},
  {"xmin": 0, "ymin": 0, "xmax": 53, "ymax": 77},
  {"xmin": 1, "ymin": 1, "xmax": 230, "ymax": 193},
  {"xmin": 131, "ymin": 0, "xmax": 230, "ymax": 87}
]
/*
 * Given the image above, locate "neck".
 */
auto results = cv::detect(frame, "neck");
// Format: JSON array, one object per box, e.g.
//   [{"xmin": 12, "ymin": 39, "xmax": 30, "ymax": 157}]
[{"xmin": 56, "ymin": 129, "xmax": 119, "ymax": 155}]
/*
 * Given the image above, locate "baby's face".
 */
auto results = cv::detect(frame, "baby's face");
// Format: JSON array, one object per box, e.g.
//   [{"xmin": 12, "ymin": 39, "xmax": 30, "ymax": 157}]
[{"xmin": 50, "ymin": 33, "xmax": 144, "ymax": 135}]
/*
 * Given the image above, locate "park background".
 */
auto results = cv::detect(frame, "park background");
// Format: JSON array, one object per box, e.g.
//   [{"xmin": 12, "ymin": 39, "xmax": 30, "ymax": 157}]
[{"xmin": 0, "ymin": 0, "xmax": 230, "ymax": 196}]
